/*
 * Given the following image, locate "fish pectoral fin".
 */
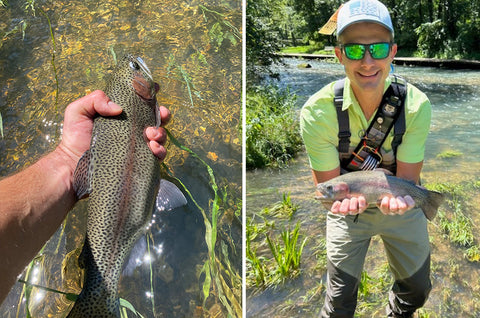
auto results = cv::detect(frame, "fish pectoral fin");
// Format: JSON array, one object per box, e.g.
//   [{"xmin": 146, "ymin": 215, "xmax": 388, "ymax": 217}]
[
  {"xmin": 73, "ymin": 150, "xmax": 93, "ymax": 200},
  {"xmin": 156, "ymin": 179, "xmax": 188, "ymax": 212}
]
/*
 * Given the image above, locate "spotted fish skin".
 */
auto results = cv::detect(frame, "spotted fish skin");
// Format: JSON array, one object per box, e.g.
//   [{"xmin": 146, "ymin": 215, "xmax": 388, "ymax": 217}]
[{"xmin": 67, "ymin": 55, "xmax": 186, "ymax": 317}]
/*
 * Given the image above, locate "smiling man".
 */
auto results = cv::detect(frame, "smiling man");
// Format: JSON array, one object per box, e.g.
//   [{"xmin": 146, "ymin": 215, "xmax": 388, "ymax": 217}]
[{"xmin": 300, "ymin": 0, "xmax": 433, "ymax": 317}]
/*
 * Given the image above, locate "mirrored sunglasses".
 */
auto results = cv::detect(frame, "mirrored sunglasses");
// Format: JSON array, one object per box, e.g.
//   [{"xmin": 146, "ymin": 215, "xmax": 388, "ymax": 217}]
[{"xmin": 341, "ymin": 42, "xmax": 392, "ymax": 60}]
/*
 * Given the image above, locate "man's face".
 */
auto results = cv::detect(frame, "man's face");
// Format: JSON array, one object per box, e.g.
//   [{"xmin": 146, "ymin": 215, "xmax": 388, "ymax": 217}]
[{"xmin": 335, "ymin": 22, "xmax": 397, "ymax": 94}]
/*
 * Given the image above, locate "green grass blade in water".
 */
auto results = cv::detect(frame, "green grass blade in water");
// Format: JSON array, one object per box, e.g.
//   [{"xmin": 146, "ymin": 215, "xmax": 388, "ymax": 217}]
[{"xmin": 164, "ymin": 128, "xmax": 241, "ymax": 317}]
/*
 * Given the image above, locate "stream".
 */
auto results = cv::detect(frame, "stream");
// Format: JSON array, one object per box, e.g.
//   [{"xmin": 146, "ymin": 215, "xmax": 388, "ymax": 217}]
[{"xmin": 246, "ymin": 58, "xmax": 480, "ymax": 317}]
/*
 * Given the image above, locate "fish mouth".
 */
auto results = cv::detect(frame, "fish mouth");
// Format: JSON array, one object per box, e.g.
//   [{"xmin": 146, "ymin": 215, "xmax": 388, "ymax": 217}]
[
  {"xmin": 315, "ymin": 194, "xmax": 330, "ymax": 201},
  {"xmin": 315, "ymin": 185, "xmax": 330, "ymax": 200}
]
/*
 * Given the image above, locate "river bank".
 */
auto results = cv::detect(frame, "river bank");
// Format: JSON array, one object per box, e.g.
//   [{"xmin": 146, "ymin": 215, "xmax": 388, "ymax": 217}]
[{"xmin": 276, "ymin": 52, "xmax": 480, "ymax": 69}]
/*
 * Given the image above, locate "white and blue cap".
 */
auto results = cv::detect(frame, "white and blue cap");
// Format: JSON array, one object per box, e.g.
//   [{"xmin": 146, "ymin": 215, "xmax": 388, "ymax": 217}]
[{"xmin": 337, "ymin": 0, "xmax": 394, "ymax": 38}]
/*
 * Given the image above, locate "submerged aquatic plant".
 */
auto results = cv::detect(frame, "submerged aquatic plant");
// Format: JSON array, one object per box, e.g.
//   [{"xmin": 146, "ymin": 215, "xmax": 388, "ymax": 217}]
[
  {"xmin": 436, "ymin": 150, "xmax": 463, "ymax": 159},
  {"xmin": 426, "ymin": 180, "xmax": 480, "ymax": 263},
  {"xmin": 165, "ymin": 129, "xmax": 242, "ymax": 317},
  {"xmin": 246, "ymin": 217, "xmax": 271, "ymax": 287},
  {"xmin": 263, "ymin": 192, "xmax": 298, "ymax": 220},
  {"xmin": 266, "ymin": 222, "xmax": 308, "ymax": 283},
  {"xmin": 199, "ymin": 5, "xmax": 241, "ymax": 51}
]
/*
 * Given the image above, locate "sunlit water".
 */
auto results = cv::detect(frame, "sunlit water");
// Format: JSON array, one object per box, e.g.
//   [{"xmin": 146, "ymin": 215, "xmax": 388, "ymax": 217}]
[
  {"xmin": 0, "ymin": 0, "xmax": 241, "ymax": 317},
  {"xmin": 247, "ymin": 58, "xmax": 480, "ymax": 317}
]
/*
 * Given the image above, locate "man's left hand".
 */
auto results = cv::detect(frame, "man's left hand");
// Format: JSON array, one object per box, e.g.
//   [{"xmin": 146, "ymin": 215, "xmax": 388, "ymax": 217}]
[{"xmin": 378, "ymin": 195, "xmax": 415, "ymax": 215}]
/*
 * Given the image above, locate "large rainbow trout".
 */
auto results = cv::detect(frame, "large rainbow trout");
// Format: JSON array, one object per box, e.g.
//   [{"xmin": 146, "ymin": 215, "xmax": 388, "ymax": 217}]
[
  {"xmin": 316, "ymin": 170, "xmax": 444, "ymax": 220},
  {"xmin": 67, "ymin": 54, "xmax": 187, "ymax": 317}
]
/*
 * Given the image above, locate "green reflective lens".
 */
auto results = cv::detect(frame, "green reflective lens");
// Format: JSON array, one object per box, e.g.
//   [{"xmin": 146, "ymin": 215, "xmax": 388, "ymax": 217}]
[
  {"xmin": 370, "ymin": 43, "xmax": 390, "ymax": 59},
  {"xmin": 342, "ymin": 42, "xmax": 391, "ymax": 60},
  {"xmin": 344, "ymin": 44, "xmax": 365, "ymax": 60}
]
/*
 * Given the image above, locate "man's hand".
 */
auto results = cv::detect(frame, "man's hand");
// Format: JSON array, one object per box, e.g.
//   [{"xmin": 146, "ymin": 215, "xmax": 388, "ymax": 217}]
[
  {"xmin": 57, "ymin": 90, "xmax": 171, "ymax": 172},
  {"xmin": 378, "ymin": 195, "xmax": 415, "ymax": 216},
  {"xmin": 330, "ymin": 196, "xmax": 368, "ymax": 215}
]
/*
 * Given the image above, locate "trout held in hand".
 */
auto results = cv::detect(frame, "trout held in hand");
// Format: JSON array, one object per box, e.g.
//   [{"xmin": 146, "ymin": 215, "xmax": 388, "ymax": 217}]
[
  {"xmin": 315, "ymin": 170, "xmax": 444, "ymax": 220},
  {"xmin": 67, "ymin": 55, "xmax": 187, "ymax": 318}
]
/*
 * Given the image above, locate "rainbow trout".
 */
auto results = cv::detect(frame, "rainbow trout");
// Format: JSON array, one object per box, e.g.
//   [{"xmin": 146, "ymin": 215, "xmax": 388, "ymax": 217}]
[
  {"xmin": 67, "ymin": 54, "xmax": 187, "ymax": 317},
  {"xmin": 315, "ymin": 170, "xmax": 444, "ymax": 220}
]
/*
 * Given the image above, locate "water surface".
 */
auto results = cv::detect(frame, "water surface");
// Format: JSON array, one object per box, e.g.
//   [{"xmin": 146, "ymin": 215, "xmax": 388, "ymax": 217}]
[{"xmin": 0, "ymin": 0, "xmax": 241, "ymax": 317}]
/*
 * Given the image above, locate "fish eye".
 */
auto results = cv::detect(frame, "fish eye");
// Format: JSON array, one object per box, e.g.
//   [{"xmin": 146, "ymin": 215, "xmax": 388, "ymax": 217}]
[
  {"xmin": 326, "ymin": 185, "xmax": 333, "ymax": 192},
  {"xmin": 129, "ymin": 61, "xmax": 140, "ymax": 70}
]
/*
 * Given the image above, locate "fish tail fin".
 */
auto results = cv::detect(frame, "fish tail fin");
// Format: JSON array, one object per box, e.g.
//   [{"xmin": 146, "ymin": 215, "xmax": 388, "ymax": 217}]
[{"xmin": 423, "ymin": 190, "xmax": 445, "ymax": 221}]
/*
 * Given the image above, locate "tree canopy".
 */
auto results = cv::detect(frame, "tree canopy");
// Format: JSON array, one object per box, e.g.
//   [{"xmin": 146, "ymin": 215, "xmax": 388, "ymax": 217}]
[{"xmin": 247, "ymin": 0, "xmax": 480, "ymax": 81}]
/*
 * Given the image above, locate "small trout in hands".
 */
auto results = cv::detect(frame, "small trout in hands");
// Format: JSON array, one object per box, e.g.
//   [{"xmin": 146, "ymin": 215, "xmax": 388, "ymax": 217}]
[{"xmin": 67, "ymin": 54, "xmax": 187, "ymax": 317}]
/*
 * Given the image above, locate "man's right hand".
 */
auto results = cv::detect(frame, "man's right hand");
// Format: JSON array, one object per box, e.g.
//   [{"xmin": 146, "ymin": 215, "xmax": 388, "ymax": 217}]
[{"xmin": 330, "ymin": 196, "xmax": 368, "ymax": 215}]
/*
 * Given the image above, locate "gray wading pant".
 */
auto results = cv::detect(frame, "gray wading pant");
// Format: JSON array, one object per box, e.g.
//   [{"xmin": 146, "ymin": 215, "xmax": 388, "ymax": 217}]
[{"xmin": 320, "ymin": 207, "xmax": 432, "ymax": 318}]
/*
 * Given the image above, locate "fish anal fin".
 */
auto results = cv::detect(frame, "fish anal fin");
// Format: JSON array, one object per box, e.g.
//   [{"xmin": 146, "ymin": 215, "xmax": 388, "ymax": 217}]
[
  {"xmin": 122, "ymin": 237, "xmax": 147, "ymax": 277},
  {"xmin": 156, "ymin": 179, "xmax": 188, "ymax": 212},
  {"xmin": 73, "ymin": 150, "xmax": 92, "ymax": 200}
]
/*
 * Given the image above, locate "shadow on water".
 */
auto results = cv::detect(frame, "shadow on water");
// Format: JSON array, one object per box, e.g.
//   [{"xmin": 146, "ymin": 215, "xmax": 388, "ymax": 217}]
[
  {"xmin": 247, "ymin": 58, "xmax": 480, "ymax": 317},
  {"xmin": 0, "ymin": 0, "xmax": 241, "ymax": 317}
]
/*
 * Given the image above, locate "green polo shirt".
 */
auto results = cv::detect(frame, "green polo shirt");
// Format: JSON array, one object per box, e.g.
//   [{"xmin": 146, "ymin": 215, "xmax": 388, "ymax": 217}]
[{"xmin": 300, "ymin": 76, "xmax": 431, "ymax": 172}]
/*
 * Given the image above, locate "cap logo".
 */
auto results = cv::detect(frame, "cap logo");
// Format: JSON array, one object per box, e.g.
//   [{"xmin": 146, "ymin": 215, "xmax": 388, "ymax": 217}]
[{"xmin": 349, "ymin": 0, "xmax": 381, "ymax": 18}]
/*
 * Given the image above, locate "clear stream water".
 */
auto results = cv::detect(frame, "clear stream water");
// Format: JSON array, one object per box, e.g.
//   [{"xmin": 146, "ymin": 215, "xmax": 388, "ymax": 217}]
[
  {"xmin": 0, "ymin": 0, "xmax": 241, "ymax": 317},
  {"xmin": 247, "ymin": 58, "xmax": 480, "ymax": 317}
]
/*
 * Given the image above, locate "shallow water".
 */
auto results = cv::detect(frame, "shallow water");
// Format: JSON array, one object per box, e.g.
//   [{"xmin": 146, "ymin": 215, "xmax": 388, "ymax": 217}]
[
  {"xmin": 0, "ymin": 0, "xmax": 241, "ymax": 317},
  {"xmin": 247, "ymin": 59, "xmax": 480, "ymax": 317}
]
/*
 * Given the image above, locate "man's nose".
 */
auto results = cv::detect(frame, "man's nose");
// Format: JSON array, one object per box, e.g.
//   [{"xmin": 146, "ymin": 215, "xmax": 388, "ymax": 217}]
[{"xmin": 361, "ymin": 50, "xmax": 376, "ymax": 65}]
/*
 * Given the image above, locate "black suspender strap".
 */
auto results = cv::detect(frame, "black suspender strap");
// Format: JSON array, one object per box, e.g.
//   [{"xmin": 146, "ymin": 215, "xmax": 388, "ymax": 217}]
[
  {"xmin": 391, "ymin": 75, "xmax": 407, "ymax": 156},
  {"xmin": 333, "ymin": 79, "xmax": 351, "ymax": 154}
]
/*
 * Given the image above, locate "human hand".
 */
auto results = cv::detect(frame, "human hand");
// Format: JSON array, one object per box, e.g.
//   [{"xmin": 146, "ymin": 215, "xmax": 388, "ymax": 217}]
[
  {"xmin": 57, "ymin": 89, "xmax": 170, "ymax": 171},
  {"xmin": 330, "ymin": 196, "xmax": 367, "ymax": 216},
  {"xmin": 377, "ymin": 195, "xmax": 415, "ymax": 216}
]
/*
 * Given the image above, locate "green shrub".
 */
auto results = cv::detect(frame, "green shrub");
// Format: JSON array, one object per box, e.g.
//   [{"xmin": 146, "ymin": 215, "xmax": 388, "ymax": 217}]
[
  {"xmin": 246, "ymin": 84, "xmax": 303, "ymax": 169},
  {"xmin": 415, "ymin": 20, "xmax": 446, "ymax": 58}
]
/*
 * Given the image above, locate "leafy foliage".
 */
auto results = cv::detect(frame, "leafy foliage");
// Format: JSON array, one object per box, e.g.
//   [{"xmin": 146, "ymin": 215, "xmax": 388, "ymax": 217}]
[
  {"xmin": 247, "ymin": 0, "xmax": 480, "ymax": 63},
  {"xmin": 246, "ymin": 84, "xmax": 303, "ymax": 169}
]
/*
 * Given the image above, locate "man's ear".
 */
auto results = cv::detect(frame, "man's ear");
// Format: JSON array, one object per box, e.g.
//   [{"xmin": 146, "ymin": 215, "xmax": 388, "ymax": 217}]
[
  {"xmin": 390, "ymin": 43, "xmax": 398, "ymax": 60},
  {"xmin": 335, "ymin": 46, "xmax": 344, "ymax": 64}
]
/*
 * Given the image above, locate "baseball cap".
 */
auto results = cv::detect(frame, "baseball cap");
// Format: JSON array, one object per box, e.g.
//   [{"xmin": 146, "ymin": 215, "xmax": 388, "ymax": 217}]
[{"xmin": 337, "ymin": 0, "xmax": 394, "ymax": 38}]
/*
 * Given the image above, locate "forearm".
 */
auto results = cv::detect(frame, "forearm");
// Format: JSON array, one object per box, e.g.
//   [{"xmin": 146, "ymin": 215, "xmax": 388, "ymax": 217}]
[
  {"xmin": 396, "ymin": 160, "xmax": 423, "ymax": 184},
  {"xmin": 0, "ymin": 147, "xmax": 76, "ymax": 303}
]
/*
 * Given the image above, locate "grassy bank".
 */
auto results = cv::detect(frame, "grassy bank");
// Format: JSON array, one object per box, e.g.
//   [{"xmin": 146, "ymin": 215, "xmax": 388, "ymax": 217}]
[{"xmin": 246, "ymin": 84, "xmax": 303, "ymax": 169}]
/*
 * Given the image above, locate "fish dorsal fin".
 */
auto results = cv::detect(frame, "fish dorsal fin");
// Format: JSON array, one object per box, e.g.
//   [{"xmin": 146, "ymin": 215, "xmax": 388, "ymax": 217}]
[
  {"xmin": 73, "ymin": 150, "xmax": 93, "ymax": 200},
  {"xmin": 374, "ymin": 168, "xmax": 394, "ymax": 176},
  {"xmin": 156, "ymin": 179, "xmax": 188, "ymax": 212}
]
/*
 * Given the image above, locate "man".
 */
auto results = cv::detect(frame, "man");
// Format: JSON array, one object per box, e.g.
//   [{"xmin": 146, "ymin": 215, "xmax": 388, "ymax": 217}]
[
  {"xmin": 300, "ymin": 0, "xmax": 432, "ymax": 316},
  {"xmin": 0, "ymin": 90, "xmax": 171, "ymax": 304}
]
